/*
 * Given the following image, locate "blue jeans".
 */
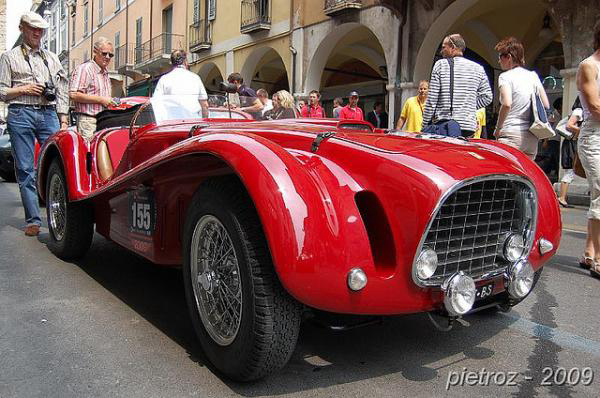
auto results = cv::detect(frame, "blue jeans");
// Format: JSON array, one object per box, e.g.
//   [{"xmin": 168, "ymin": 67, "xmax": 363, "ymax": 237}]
[{"xmin": 7, "ymin": 105, "xmax": 59, "ymax": 226}]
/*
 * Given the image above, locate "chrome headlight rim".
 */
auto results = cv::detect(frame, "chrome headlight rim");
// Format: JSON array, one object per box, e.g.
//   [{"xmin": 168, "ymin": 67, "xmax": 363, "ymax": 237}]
[
  {"xmin": 503, "ymin": 233, "xmax": 526, "ymax": 263},
  {"xmin": 415, "ymin": 247, "xmax": 438, "ymax": 280},
  {"xmin": 506, "ymin": 260, "xmax": 535, "ymax": 299},
  {"xmin": 442, "ymin": 272, "xmax": 476, "ymax": 317}
]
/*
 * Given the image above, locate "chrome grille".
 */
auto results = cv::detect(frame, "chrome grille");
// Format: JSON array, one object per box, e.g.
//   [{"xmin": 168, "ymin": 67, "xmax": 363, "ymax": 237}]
[{"xmin": 419, "ymin": 178, "xmax": 535, "ymax": 286}]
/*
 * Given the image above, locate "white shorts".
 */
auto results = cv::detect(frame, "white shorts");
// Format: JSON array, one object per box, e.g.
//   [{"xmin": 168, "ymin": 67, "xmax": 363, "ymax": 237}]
[
  {"xmin": 561, "ymin": 168, "xmax": 575, "ymax": 184},
  {"xmin": 578, "ymin": 124, "xmax": 600, "ymax": 219}
]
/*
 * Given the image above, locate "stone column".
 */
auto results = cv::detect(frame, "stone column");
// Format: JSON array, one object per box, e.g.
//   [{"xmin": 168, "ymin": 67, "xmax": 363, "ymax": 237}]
[{"xmin": 548, "ymin": 0, "xmax": 600, "ymax": 107}]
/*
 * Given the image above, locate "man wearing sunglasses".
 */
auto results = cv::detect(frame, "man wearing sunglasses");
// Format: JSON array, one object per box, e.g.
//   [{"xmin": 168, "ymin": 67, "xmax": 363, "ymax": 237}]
[{"xmin": 69, "ymin": 37, "xmax": 118, "ymax": 140}]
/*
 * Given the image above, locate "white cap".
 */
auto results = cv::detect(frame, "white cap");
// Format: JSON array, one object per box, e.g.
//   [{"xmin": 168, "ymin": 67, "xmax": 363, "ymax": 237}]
[{"xmin": 20, "ymin": 12, "xmax": 49, "ymax": 29}]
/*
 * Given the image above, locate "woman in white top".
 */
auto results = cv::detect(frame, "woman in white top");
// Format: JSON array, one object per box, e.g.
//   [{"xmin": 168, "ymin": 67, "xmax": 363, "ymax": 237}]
[
  {"xmin": 493, "ymin": 37, "xmax": 550, "ymax": 160},
  {"xmin": 576, "ymin": 21, "xmax": 600, "ymax": 278}
]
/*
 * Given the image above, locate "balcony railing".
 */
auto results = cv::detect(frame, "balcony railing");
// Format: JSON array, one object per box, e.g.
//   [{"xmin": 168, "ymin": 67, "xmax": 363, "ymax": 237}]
[
  {"xmin": 324, "ymin": 0, "xmax": 362, "ymax": 16},
  {"xmin": 115, "ymin": 43, "xmax": 135, "ymax": 70},
  {"xmin": 189, "ymin": 19, "xmax": 211, "ymax": 52},
  {"xmin": 241, "ymin": 0, "xmax": 271, "ymax": 33},
  {"xmin": 134, "ymin": 32, "xmax": 184, "ymax": 66}
]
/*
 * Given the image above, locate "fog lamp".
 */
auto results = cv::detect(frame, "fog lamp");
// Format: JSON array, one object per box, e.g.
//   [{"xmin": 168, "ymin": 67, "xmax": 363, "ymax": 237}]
[
  {"xmin": 442, "ymin": 272, "xmax": 476, "ymax": 316},
  {"xmin": 416, "ymin": 247, "xmax": 438, "ymax": 280},
  {"xmin": 347, "ymin": 268, "xmax": 367, "ymax": 291},
  {"xmin": 503, "ymin": 233, "xmax": 525, "ymax": 262},
  {"xmin": 506, "ymin": 260, "xmax": 535, "ymax": 299}
]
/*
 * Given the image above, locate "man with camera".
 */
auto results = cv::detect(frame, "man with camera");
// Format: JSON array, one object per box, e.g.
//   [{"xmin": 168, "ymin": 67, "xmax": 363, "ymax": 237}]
[
  {"xmin": 0, "ymin": 12, "xmax": 69, "ymax": 236},
  {"xmin": 69, "ymin": 37, "xmax": 118, "ymax": 140}
]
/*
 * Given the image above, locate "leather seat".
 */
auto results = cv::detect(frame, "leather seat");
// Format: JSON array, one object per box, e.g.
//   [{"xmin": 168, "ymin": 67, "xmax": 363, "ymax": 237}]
[
  {"xmin": 97, "ymin": 138, "xmax": 113, "ymax": 181},
  {"xmin": 96, "ymin": 128, "xmax": 130, "ymax": 181}
]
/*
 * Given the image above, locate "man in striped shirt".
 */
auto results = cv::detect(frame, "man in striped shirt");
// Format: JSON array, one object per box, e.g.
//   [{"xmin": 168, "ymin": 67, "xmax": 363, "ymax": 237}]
[
  {"xmin": 0, "ymin": 12, "xmax": 69, "ymax": 236},
  {"xmin": 422, "ymin": 34, "xmax": 493, "ymax": 138},
  {"xmin": 69, "ymin": 37, "xmax": 116, "ymax": 140}
]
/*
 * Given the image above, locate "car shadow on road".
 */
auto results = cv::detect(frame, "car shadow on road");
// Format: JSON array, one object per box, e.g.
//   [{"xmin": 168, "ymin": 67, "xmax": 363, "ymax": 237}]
[{"xmin": 47, "ymin": 234, "xmax": 519, "ymax": 395}]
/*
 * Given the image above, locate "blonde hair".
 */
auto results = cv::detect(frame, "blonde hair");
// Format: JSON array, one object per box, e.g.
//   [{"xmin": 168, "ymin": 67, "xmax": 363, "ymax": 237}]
[{"xmin": 275, "ymin": 90, "xmax": 295, "ymax": 109}]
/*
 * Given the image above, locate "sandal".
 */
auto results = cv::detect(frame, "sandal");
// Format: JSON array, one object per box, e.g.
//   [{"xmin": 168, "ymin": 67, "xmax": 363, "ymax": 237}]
[
  {"xmin": 579, "ymin": 256, "xmax": 593, "ymax": 270},
  {"xmin": 558, "ymin": 199, "xmax": 573, "ymax": 208},
  {"xmin": 591, "ymin": 262, "xmax": 600, "ymax": 279}
]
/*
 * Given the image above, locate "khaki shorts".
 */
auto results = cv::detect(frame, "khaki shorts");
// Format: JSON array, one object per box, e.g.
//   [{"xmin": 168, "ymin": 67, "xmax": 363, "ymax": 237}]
[
  {"xmin": 77, "ymin": 114, "xmax": 97, "ymax": 141},
  {"xmin": 497, "ymin": 130, "xmax": 538, "ymax": 160}
]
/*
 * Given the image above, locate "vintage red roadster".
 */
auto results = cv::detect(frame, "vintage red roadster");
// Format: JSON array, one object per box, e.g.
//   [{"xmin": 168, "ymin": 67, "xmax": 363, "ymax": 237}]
[{"xmin": 36, "ymin": 95, "xmax": 561, "ymax": 381}]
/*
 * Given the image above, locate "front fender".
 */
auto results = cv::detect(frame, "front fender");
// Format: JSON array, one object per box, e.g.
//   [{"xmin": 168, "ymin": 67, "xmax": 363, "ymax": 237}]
[{"xmin": 180, "ymin": 133, "xmax": 375, "ymax": 311}]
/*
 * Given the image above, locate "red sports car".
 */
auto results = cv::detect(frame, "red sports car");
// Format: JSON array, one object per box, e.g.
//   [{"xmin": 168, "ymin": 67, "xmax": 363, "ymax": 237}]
[{"xmin": 37, "ymin": 95, "xmax": 561, "ymax": 381}]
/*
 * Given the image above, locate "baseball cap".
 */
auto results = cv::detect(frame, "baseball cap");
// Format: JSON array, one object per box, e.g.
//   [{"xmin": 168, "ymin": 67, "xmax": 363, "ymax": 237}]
[
  {"xmin": 348, "ymin": 91, "xmax": 359, "ymax": 97},
  {"xmin": 21, "ymin": 12, "xmax": 49, "ymax": 29}
]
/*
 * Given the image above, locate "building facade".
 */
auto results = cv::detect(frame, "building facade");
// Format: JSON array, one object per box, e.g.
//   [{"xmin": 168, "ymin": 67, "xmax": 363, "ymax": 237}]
[{"xmin": 28, "ymin": 0, "xmax": 599, "ymax": 125}]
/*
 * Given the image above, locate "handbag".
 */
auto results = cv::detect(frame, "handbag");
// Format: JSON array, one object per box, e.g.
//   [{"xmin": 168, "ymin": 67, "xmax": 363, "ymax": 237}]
[
  {"xmin": 529, "ymin": 77, "xmax": 555, "ymax": 139},
  {"xmin": 422, "ymin": 58, "xmax": 462, "ymax": 138},
  {"xmin": 574, "ymin": 153, "xmax": 586, "ymax": 178},
  {"xmin": 555, "ymin": 117, "xmax": 573, "ymax": 139},
  {"xmin": 561, "ymin": 138, "xmax": 576, "ymax": 169}
]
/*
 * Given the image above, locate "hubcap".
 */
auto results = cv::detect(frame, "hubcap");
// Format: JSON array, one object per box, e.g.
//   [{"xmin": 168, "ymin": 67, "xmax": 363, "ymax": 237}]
[
  {"xmin": 48, "ymin": 173, "xmax": 66, "ymax": 241},
  {"xmin": 190, "ymin": 215, "xmax": 242, "ymax": 346}
]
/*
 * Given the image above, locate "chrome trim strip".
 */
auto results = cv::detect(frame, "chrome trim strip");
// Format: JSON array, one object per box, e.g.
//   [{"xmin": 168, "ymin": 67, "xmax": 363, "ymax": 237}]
[{"xmin": 411, "ymin": 174, "xmax": 538, "ymax": 288}]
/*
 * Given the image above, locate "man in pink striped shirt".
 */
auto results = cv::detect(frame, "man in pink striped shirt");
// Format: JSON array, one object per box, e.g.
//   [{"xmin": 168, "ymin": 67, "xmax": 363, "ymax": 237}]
[{"xmin": 69, "ymin": 37, "xmax": 116, "ymax": 140}]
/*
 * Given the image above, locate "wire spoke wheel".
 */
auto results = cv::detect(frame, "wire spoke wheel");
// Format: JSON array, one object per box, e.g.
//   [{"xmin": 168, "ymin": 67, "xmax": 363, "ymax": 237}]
[
  {"xmin": 48, "ymin": 172, "xmax": 67, "ymax": 241},
  {"xmin": 191, "ymin": 215, "xmax": 242, "ymax": 346}
]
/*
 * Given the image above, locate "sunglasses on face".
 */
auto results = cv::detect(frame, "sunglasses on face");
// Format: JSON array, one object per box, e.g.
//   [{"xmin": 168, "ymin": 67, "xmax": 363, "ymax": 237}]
[{"xmin": 100, "ymin": 51, "xmax": 114, "ymax": 58}]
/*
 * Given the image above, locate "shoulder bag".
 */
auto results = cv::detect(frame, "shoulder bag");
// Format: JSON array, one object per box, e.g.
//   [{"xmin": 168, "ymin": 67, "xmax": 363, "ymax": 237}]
[
  {"xmin": 529, "ymin": 77, "xmax": 555, "ymax": 139},
  {"xmin": 422, "ymin": 58, "xmax": 462, "ymax": 138}
]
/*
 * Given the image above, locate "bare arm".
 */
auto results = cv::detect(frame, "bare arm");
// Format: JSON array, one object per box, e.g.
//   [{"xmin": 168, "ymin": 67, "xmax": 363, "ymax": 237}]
[
  {"xmin": 566, "ymin": 113, "xmax": 581, "ymax": 135},
  {"xmin": 494, "ymin": 85, "xmax": 512, "ymax": 137},
  {"xmin": 396, "ymin": 117, "xmax": 406, "ymax": 129},
  {"xmin": 70, "ymin": 91, "xmax": 114, "ymax": 108},
  {"xmin": 241, "ymin": 98, "xmax": 264, "ymax": 114},
  {"xmin": 199, "ymin": 99, "xmax": 209, "ymax": 118},
  {"xmin": 577, "ymin": 61, "xmax": 600, "ymax": 120}
]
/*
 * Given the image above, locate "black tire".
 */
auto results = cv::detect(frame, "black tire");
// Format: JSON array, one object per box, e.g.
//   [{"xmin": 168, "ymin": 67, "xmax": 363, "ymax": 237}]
[
  {"xmin": 182, "ymin": 177, "xmax": 301, "ymax": 381},
  {"xmin": 46, "ymin": 159, "xmax": 94, "ymax": 259},
  {"xmin": 0, "ymin": 169, "xmax": 16, "ymax": 182}
]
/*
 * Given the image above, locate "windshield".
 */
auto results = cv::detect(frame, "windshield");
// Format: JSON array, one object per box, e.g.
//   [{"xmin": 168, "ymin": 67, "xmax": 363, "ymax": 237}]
[{"xmin": 147, "ymin": 94, "xmax": 256, "ymax": 124}]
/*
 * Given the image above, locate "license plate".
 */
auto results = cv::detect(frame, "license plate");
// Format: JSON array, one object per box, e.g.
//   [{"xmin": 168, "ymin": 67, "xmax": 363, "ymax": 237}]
[{"xmin": 475, "ymin": 282, "xmax": 494, "ymax": 300}]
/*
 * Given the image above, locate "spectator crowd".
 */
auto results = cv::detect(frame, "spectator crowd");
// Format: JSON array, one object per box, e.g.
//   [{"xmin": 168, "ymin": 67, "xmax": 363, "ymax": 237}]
[{"xmin": 2, "ymin": 11, "xmax": 600, "ymax": 282}]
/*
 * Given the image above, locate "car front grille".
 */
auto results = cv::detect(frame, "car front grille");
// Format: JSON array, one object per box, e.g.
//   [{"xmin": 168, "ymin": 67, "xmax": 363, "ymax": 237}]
[{"xmin": 418, "ymin": 177, "xmax": 535, "ymax": 286}]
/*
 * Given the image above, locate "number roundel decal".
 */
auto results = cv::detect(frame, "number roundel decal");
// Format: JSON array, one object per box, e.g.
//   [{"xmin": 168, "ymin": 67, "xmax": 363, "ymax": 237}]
[{"xmin": 129, "ymin": 188, "xmax": 156, "ymax": 236}]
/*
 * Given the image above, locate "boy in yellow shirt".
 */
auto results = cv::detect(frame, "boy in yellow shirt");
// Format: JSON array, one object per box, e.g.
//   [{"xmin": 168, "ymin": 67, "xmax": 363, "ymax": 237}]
[{"xmin": 474, "ymin": 108, "xmax": 486, "ymax": 138}]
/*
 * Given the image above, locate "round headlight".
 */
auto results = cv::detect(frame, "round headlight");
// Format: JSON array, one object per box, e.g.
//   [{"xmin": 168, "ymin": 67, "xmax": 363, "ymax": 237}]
[
  {"xmin": 416, "ymin": 247, "xmax": 438, "ymax": 280},
  {"xmin": 442, "ymin": 272, "xmax": 476, "ymax": 316},
  {"xmin": 347, "ymin": 268, "xmax": 367, "ymax": 291},
  {"xmin": 507, "ymin": 260, "xmax": 535, "ymax": 299},
  {"xmin": 504, "ymin": 233, "xmax": 525, "ymax": 262}
]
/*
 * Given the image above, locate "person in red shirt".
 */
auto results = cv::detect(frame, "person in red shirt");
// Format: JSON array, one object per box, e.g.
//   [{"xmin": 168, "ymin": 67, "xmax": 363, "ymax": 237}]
[
  {"xmin": 301, "ymin": 90, "xmax": 326, "ymax": 118},
  {"xmin": 339, "ymin": 91, "xmax": 364, "ymax": 120}
]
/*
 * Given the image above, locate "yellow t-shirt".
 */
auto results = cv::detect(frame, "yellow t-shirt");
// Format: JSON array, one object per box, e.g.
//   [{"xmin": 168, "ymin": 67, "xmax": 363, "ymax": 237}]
[
  {"xmin": 399, "ymin": 96, "xmax": 425, "ymax": 132},
  {"xmin": 474, "ymin": 108, "xmax": 486, "ymax": 139}
]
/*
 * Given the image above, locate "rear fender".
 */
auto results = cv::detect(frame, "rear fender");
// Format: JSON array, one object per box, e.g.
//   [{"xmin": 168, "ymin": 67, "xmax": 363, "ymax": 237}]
[{"xmin": 38, "ymin": 131, "xmax": 93, "ymax": 202}]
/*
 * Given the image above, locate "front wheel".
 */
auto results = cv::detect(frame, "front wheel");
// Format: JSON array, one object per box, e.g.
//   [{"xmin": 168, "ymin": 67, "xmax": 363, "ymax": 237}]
[
  {"xmin": 183, "ymin": 178, "xmax": 301, "ymax": 381},
  {"xmin": 46, "ymin": 160, "xmax": 94, "ymax": 259}
]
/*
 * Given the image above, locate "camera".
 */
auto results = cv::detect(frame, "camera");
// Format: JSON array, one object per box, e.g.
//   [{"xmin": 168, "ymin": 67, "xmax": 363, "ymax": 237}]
[{"xmin": 43, "ymin": 82, "xmax": 56, "ymax": 102}]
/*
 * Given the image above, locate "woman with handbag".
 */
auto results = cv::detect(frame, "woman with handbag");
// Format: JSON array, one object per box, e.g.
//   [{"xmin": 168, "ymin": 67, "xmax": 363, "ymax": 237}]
[
  {"xmin": 493, "ymin": 37, "xmax": 550, "ymax": 160},
  {"xmin": 558, "ymin": 99, "xmax": 583, "ymax": 208},
  {"xmin": 576, "ymin": 21, "xmax": 600, "ymax": 278}
]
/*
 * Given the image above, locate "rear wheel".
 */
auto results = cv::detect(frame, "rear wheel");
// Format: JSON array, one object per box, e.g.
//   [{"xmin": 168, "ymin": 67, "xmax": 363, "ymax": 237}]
[
  {"xmin": 183, "ymin": 178, "xmax": 301, "ymax": 381},
  {"xmin": 46, "ymin": 160, "xmax": 94, "ymax": 259}
]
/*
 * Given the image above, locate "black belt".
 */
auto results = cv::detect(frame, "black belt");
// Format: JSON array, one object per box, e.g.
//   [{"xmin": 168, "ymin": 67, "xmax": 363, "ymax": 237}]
[{"xmin": 9, "ymin": 103, "xmax": 56, "ymax": 110}]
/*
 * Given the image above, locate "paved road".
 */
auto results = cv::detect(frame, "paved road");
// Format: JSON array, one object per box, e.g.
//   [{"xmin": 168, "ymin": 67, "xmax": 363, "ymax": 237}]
[{"xmin": 0, "ymin": 180, "xmax": 598, "ymax": 397}]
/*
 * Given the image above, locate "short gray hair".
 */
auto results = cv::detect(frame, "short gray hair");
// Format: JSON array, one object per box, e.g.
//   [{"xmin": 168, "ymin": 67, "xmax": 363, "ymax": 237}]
[
  {"xmin": 93, "ymin": 37, "xmax": 113, "ymax": 51},
  {"xmin": 446, "ymin": 34, "xmax": 466, "ymax": 52}
]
